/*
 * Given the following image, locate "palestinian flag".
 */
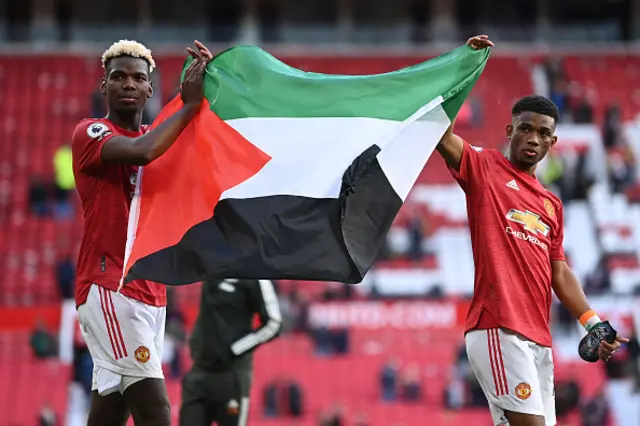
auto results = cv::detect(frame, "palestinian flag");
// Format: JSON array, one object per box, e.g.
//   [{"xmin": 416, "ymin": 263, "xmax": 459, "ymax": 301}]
[{"xmin": 121, "ymin": 44, "xmax": 489, "ymax": 287}]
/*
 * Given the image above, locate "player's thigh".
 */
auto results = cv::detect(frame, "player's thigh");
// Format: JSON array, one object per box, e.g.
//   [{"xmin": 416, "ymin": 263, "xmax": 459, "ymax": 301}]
[
  {"xmin": 214, "ymin": 369, "xmax": 252, "ymax": 426},
  {"xmin": 78, "ymin": 284, "xmax": 165, "ymax": 395},
  {"xmin": 465, "ymin": 328, "xmax": 546, "ymax": 425},
  {"xmin": 504, "ymin": 410, "xmax": 547, "ymax": 426},
  {"xmin": 179, "ymin": 368, "xmax": 215, "ymax": 426},
  {"xmin": 123, "ymin": 378, "xmax": 170, "ymax": 426},
  {"xmin": 86, "ymin": 390, "xmax": 130, "ymax": 426}
]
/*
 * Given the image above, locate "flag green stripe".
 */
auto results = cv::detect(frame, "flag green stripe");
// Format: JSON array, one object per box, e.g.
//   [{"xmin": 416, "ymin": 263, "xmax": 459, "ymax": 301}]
[{"xmin": 181, "ymin": 45, "xmax": 489, "ymax": 122}]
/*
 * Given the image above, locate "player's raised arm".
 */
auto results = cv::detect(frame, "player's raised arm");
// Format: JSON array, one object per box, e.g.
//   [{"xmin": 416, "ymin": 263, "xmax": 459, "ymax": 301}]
[
  {"xmin": 100, "ymin": 41, "xmax": 214, "ymax": 166},
  {"xmin": 436, "ymin": 35, "xmax": 494, "ymax": 171},
  {"xmin": 436, "ymin": 119, "xmax": 465, "ymax": 171}
]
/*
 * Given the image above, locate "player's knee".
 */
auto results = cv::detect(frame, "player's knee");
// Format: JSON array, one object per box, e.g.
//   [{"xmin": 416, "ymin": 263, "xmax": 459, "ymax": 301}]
[
  {"xmin": 87, "ymin": 391, "xmax": 129, "ymax": 426},
  {"xmin": 124, "ymin": 379, "xmax": 171, "ymax": 426},
  {"xmin": 132, "ymin": 397, "xmax": 171, "ymax": 426}
]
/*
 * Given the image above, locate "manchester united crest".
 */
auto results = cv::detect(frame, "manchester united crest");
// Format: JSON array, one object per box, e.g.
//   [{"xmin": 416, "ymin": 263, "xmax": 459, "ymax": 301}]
[
  {"xmin": 543, "ymin": 199, "xmax": 555, "ymax": 217},
  {"xmin": 135, "ymin": 346, "xmax": 150, "ymax": 363},
  {"xmin": 515, "ymin": 382, "xmax": 532, "ymax": 400}
]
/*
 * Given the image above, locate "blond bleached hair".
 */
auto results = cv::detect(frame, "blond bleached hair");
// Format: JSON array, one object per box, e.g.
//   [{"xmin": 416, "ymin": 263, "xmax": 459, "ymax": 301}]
[{"xmin": 101, "ymin": 40, "xmax": 156, "ymax": 73}]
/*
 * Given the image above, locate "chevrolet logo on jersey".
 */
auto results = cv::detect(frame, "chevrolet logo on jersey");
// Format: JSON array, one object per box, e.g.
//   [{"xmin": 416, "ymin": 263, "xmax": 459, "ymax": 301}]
[{"xmin": 506, "ymin": 209, "xmax": 550, "ymax": 237}]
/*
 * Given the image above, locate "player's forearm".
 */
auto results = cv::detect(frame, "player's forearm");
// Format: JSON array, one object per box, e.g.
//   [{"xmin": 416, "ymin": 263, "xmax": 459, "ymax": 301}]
[
  {"xmin": 551, "ymin": 261, "xmax": 592, "ymax": 320},
  {"xmin": 133, "ymin": 103, "xmax": 200, "ymax": 164},
  {"xmin": 230, "ymin": 320, "xmax": 282, "ymax": 356},
  {"xmin": 436, "ymin": 122, "xmax": 463, "ymax": 171}
]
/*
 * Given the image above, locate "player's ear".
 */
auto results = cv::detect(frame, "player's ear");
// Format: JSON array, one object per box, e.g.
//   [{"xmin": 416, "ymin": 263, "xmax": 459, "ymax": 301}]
[
  {"xmin": 505, "ymin": 124, "xmax": 513, "ymax": 138},
  {"xmin": 550, "ymin": 135, "xmax": 558, "ymax": 149},
  {"xmin": 147, "ymin": 81, "xmax": 153, "ymax": 99},
  {"xmin": 100, "ymin": 78, "xmax": 107, "ymax": 97}
]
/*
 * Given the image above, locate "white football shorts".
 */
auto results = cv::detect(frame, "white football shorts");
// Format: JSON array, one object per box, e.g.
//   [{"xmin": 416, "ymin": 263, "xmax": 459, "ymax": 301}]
[
  {"xmin": 465, "ymin": 327, "xmax": 556, "ymax": 426},
  {"xmin": 77, "ymin": 284, "xmax": 166, "ymax": 396}
]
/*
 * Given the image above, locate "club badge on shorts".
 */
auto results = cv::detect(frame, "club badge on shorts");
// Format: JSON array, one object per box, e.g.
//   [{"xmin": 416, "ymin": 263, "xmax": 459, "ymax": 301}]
[
  {"xmin": 135, "ymin": 345, "xmax": 150, "ymax": 363},
  {"xmin": 515, "ymin": 382, "xmax": 532, "ymax": 400}
]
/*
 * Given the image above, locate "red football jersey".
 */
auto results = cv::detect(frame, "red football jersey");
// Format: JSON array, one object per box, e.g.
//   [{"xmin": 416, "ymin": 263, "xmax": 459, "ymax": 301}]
[
  {"xmin": 449, "ymin": 141, "xmax": 565, "ymax": 347},
  {"xmin": 72, "ymin": 118, "xmax": 167, "ymax": 308}
]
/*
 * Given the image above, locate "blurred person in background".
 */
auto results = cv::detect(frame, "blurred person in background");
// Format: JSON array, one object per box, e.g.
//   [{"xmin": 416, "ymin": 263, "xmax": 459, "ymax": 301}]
[
  {"xmin": 602, "ymin": 104, "xmax": 624, "ymax": 149},
  {"xmin": 571, "ymin": 94, "xmax": 594, "ymax": 124},
  {"xmin": 56, "ymin": 252, "xmax": 76, "ymax": 300},
  {"xmin": 627, "ymin": 329, "xmax": 640, "ymax": 391},
  {"xmin": 90, "ymin": 90, "xmax": 106, "ymax": 118},
  {"xmin": 603, "ymin": 103, "xmax": 636, "ymax": 193},
  {"xmin": 538, "ymin": 149, "xmax": 565, "ymax": 200},
  {"xmin": 52, "ymin": 142, "xmax": 75, "ymax": 219},
  {"xmin": 318, "ymin": 403, "xmax": 344, "ymax": 426},
  {"xmin": 607, "ymin": 144, "xmax": 636, "ymax": 193},
  {"xmin": 581, "ymin": 389, "xmax": 610, "ymax": 426},
  {"xmin": 261, "ymin": 377, "xmax": 304, "ymax": 418},
  {"xmin": 163, "ymin": 288, "xmax": 186, "ymax": 379},
  {"xmin": 180, "ymin": 278, "xmax": 282, "ymax": 426},
  {"xmin": 29, "ymin": 177, "xmax": 49, "ymax": 217},
  {"xmin": 399, "ymin": 363, "xmax": 423, "ymax": 402},
  {"xmin": 353, "ymin": 411, "xmax": 370, "ymax": 426},
  {"xmin": 380, "ymin": 358, "xmax": 399, "ymax": 402},
  {"xmin": 554, "ymin": 374, "xmax": 581, "ymax": 418},
  {"xmin": 38, "ymin": 401, "xmax": 57, "ymax": 426},
  {"xmin": 30, "ymin": 318, "xmax": 57, "ymax": 359},
  {"xmin": 406, "ymin": 204, "xmax": 431, "ymax": 261},
  {"xmin": 72, "ymin": 319, "xmax": 93, "ymax": 398}
]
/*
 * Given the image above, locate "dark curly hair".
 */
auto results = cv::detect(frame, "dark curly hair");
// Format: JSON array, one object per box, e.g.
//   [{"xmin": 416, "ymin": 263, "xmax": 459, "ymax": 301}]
[{"xmin": 512, "ymin": 95, "xmax": 559, "ymax": 123}]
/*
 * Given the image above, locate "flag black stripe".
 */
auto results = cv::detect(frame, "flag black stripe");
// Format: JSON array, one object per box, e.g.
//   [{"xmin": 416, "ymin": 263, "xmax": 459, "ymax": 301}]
[{"xmin": 124, "ymin": 145, "xmax": 403, "ymax": 286}]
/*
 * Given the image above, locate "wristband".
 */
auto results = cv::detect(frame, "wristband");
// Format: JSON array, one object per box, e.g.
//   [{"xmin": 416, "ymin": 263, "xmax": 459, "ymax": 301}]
[{"xmin": 579, "ymin": 310, "xmax": 602, "ymax": 332}]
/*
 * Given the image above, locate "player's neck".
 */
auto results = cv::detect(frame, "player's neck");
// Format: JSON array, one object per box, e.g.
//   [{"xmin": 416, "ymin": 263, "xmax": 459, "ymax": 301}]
[
  {"xmin": 106, "ymin": 110, "xmax": 143, "ymax": 133},
  {"xmin": 507, "ymin": 154, "xmax": 536, "ymax": 176}
]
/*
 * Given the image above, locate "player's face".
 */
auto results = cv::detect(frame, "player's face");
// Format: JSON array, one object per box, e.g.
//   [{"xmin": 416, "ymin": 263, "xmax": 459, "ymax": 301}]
[
  {"xmin": 505, "ymin": 111, "xmax": 557, "ymax": 168},
  {"xmin": 101, "ymin": 57, "xmax": 153, "ymax": 114}
]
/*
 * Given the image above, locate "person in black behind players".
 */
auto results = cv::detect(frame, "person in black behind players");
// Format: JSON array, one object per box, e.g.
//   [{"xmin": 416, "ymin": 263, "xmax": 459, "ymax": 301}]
[{"xmin": 180, "ymin": 278, "xmax": 282, "ymax": 426}]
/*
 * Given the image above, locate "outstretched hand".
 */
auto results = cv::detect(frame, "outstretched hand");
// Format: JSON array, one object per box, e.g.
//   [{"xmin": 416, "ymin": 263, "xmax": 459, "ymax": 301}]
[{"xmin": 466, "ymin": 35, "xmax": 495, "ymax": 50}]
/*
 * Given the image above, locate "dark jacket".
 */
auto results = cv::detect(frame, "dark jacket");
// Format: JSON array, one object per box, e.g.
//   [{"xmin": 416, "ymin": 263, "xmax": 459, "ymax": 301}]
[{"xmin": 189, "ymin": 278, "xmax": 282, "ymax": 372}]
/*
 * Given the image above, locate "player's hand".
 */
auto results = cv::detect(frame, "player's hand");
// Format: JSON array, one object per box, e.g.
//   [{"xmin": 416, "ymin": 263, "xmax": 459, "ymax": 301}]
[
  {"xmin": 599, "ymin": 334, "xmax": 629, "ymax": 362},
  {"xmin": 466, "ymin": 35, "xmax": 494, "ymax": 50},
  {"xmin": 181, "ymin": 42, "xmax": 209, "ymax": 106},
  {"xmin": 187, "ymin": 40, "xmax": 213, "ymax": 63}
]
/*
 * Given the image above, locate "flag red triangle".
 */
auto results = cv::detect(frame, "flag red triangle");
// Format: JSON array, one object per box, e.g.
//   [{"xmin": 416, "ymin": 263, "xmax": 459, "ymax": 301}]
[{"xmin": 123, "ymin": 96, "xmax": 271, "ymax": 279}]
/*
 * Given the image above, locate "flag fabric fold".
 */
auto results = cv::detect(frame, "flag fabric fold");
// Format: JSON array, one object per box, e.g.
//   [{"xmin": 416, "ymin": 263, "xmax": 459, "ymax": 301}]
[{"xmin": 122, "ymin": 44, "xmax": 490, "ymax": 286}]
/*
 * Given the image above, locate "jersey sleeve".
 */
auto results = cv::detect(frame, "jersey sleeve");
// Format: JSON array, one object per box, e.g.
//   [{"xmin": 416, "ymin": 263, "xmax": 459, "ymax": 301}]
[
  {"xmin": 229, "ymin": 280, "xmax": 282, "ymax": 356},
  {"xmin": 550, "ymin": 202, "xmax": 566, "ymax": 261},
  {"xmin": 71, "ymin": 120, "xmax": 115, "ymax": 175},
  {"xmin": 447, "ymin": 140, "xmax": 490, "ymax": 193}
]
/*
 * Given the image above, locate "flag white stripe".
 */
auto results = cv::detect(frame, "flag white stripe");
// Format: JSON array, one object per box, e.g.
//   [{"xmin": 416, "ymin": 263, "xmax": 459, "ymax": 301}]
[
  {"xmin": 221, "ymin": 99, "xmax": 448, "ymax": 203},
  {"xmin": 222, "ymin": 117, "xmax": 401, "ymax": 200},
  {"xmin": 376, "ymin": 100, "xmax": 450, "ymax": 201}
]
